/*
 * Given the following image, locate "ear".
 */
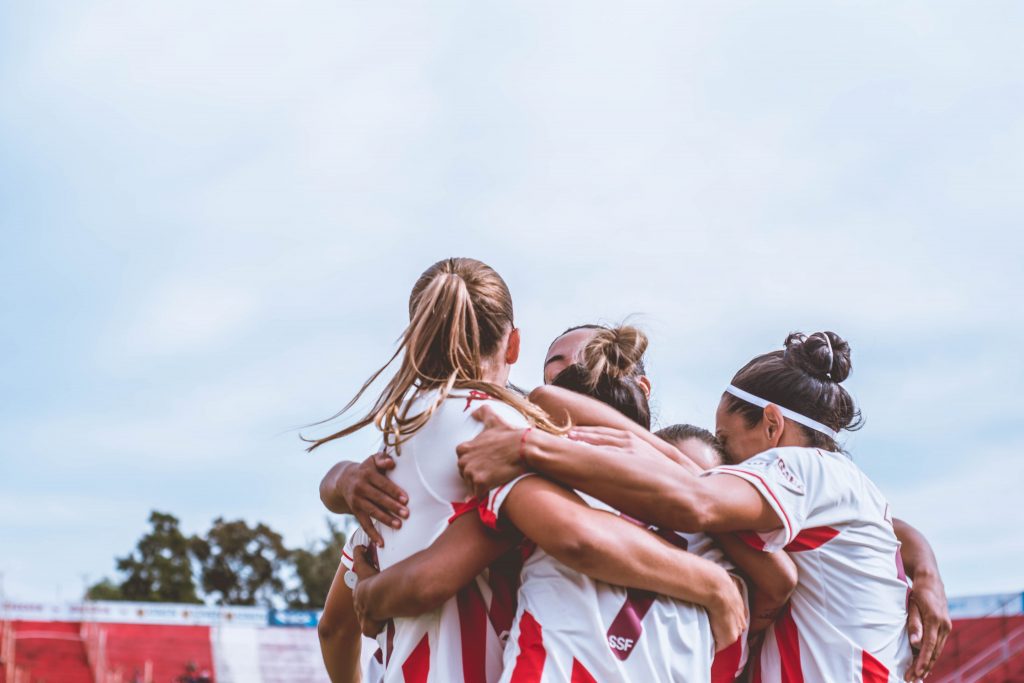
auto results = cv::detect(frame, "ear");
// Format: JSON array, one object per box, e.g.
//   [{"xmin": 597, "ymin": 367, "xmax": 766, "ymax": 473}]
[
  {"xmin": 762, "ymin": 404, "xmax": 786, "ymax": 447},
  {"xmin": 505, "ymin": 327, "xmax": 521, "ymax": 365},
  {"xmin": 637, "ymin": 375, "xmax": 652, "ymax": 398}
]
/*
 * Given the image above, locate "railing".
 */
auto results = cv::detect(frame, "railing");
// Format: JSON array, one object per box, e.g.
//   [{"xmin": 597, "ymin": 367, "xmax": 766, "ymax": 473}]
[
  {"xmin": 934, "ymin": 593, "xmax": 1024, "ymax": 683},
  {"xmin": 937, "ymin": 623, "xmax": 1024, "ymax": 683}
]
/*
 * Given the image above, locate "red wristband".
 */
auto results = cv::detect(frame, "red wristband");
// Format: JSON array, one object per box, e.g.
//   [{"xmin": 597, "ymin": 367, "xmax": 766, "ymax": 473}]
[{"xmin": 519, "ymin": 427, "xmax": 533, "ymax": 469}]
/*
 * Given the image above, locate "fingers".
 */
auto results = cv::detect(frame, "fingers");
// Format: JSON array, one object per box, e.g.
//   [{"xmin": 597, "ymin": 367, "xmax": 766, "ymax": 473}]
[
  {"xmin": 918, "ymin": 615, "xmax": 951, "ymax": 679},
  {"xmin": 371, "ymin": 451, "xmax": 396, "ymax": 472},
  {"xmin": 352, "ymin": 545, "xmax": 380, "ymax": 582},
  {"xmin": 354, "ymin": 511, "xmax": 385, "ymax": 547},
  {"xmin": 911, "ymin": 616, "xmax": 939, "ymax": 680},
  {"xmin": 368, "ymin": 469, "xmax": 409, "ymax": 510},
  {"xmin": 469, "ymin": 404, "xmax": 500, "ymax": 426},
  {"xmin": 907, "ymin": 600, "xmax": 922, "ymax": 647},
  {"xmin": 360, "ymin": 474, "xmax": 409, "ymax": 520}
]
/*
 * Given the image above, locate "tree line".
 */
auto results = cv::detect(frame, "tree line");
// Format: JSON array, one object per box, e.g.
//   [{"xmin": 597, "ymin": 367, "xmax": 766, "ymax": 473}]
[{"xmin": 86, "ymin": 511, "xmax": 346, "ymax": 609}]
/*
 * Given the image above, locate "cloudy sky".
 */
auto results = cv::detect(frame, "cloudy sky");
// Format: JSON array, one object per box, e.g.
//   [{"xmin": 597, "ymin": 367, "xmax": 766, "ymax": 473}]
[{"xmin": 1, "ymin": 2, "xmax": 1022, "ymax": 603}]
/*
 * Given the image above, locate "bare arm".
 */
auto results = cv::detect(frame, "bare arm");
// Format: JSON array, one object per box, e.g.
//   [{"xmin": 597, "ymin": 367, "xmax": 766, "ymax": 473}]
[
  {"xmin": 528, "ymin": 385, "xmax": 708, "ymax": 471},
  {"xmin": 354, "ymin": 513, "xmax": 518, "ymax": 622},
  {"xmin": 502, "ymin": 476, "xmax": 746, "ymax": 650},
  {"xmin": 456, "ymin": 408, "xmax": 780, "ymax": 535},
  {"xmin": 893, "ymin": 518, "xmax": 951, "ymax": 681},
  {"xmin": 712, "ymin": 533, "xmax": 797, "ymax": 633},
  {"xmin": 317, "ymin": 562, "xmax": 363, "ymax": 683}
]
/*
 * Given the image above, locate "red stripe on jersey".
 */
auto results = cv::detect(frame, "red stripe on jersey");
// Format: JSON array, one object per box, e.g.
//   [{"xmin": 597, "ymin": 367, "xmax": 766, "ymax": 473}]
[
  {"xmin": 774, "ymin": 604, "xmax": 803, "ymax": 683},
  {"xmin": 716, "ymin": 467, "xmax": 795, "ymax": 544},
  {"xmin": 737, "ymin": 530, "xmax": 767, "ymax": 550},
  {"xmin": 487, "ymin": 556, "xmax": 521, "ymax": 639},
  {"xmin": 784, "ymin": 526, "xmax": 839, "ymax": 552},
  {"xmin": 606, "ymin": 588, "xmax": 656, "ymax": 661},
  {"xmin": 861, "ymin": 649, "xmax": 889, "ymax": 683},
  {"xmin": 479, "ymin": 484, "xmax": 509, "ymax": 530},
  {"xmin": 401, "ymin": 633, "xmax": 431, "ymax": 683},
  {"xmin": 571, "ymin": 658, "xmax": 598, "ymax": 683},
  {"xmin": 510, "ymin": 611, "xmax": 546, "ymax": 683},
  {"xmin": 712, "ymin": 636, "xmax": 744, "ymax": 683},
  {"xmin": 464, "ymin": 390, "xmax": 492, "ymax": 411},
  {"xmin": 449, "ymin": 498, "xmax": 481, "ymax": 524},
  {"xmin": 456, "ymin": 583, "xmax": 488, "ymax": 683}
]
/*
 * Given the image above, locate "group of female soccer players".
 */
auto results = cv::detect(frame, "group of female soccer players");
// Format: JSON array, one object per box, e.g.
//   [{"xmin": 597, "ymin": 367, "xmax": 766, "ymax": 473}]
[{"xmin": 311, "ymin": 258, "xmax": 952, "ymax": 683}]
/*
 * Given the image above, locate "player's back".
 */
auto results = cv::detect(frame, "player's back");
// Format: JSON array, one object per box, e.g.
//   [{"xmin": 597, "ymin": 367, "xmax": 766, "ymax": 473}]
[{"xmin": 374, "ymin": 389, "xmax": 527, "ymax": 683}]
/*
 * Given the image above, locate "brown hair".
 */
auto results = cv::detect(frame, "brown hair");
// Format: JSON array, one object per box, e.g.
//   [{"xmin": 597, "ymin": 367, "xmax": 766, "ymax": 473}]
[
  {"xmin": 307, "ymin": 258, "xmax": 563, "ymax": 452},
  {"xmin": 724, "ymin": 331, "xmax": 863, "ymax": 451},
  {"xmin": 551, "ymin": 325, "xmax": 651, "ymax": 429}
]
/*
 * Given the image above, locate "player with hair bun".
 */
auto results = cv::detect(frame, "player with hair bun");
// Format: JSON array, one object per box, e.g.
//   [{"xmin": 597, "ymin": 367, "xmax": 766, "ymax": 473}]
[{"xmin": 535, "ymin": 325, "xmax": 799, "ymax": 682}]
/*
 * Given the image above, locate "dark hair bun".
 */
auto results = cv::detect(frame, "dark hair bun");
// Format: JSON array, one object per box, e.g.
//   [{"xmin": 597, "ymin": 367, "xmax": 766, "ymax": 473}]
[
  {"xmin": 784, "ymin": 331, "xmax": 852, "ymax": 383},
  {"xmin": 579, "ymin": 325, "xmax": 648, "ymax": 388}
]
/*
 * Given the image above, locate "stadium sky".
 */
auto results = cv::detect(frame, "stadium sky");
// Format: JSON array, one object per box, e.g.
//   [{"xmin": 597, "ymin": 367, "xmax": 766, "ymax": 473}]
[{"xmin": 1, "ymin": 2, "xmax": 1022, "ymax": 604}]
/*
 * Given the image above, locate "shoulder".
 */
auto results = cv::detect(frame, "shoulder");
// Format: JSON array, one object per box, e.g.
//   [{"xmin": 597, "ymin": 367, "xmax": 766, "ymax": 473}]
[{"xmin": 479, "ymin": 399, "xmax": 531, "ymax": 427}]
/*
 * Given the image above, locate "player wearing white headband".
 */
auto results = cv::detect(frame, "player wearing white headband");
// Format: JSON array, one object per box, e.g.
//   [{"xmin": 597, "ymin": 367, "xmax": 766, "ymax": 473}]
[{"xmin": 456, "ymin": 331, "xmax": 948, "ymax": 682}]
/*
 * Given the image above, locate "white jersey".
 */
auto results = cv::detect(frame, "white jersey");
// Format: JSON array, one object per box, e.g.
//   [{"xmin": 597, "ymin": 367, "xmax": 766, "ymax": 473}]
[
  {"xmin": 671, "ymin": 531, "xmax": 747, "ymax": 683},
  {"xmin": 710, "ymin": 447, "xmax": 912, "ymax": 683},
  {"xmin": 364, "ymin": 389, "xmax": 524, "ymax": 683},
  {"xmin": 341, "ymin": 528, "xmax": 386, "ymax": 683},
  {"xmin": 483, "ymin": 475, "xmax": 715, "ymax": 683}
]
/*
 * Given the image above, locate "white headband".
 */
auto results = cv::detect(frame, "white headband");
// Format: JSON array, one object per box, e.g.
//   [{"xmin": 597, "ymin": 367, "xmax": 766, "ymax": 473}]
[{"xmin": 725, "ymin": 385, "xmax": 840, "ymax": 440}]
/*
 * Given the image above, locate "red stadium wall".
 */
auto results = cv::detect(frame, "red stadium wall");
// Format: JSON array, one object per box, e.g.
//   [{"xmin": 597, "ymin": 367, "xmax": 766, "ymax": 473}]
[
  {"xmin": 5, "ymin": 621, "xmax": 92, "ymax": 683},
  {"xmin": 932, "ymin": 616, "xmax": 1024, "ymax": 683},
  {"xmin": 102, "ymin": 623, "xmax": 215, "ymax": 683}
]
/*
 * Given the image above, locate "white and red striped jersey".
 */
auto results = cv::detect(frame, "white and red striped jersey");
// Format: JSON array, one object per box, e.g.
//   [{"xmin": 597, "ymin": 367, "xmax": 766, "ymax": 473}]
[
  {"xmin": 482, "ymin": 475, "xmax": 716, "ymax": 683},
  {"xmin": 710, "ymin": 447, "xmax": 912, "ymax": 683},
  {"xmin": 366, "ymin": 389, "xmax": 525, "ymax": 683},
  {"xmin": 340, "ymin": 528, "xmax": 386, "ymax": 683}
]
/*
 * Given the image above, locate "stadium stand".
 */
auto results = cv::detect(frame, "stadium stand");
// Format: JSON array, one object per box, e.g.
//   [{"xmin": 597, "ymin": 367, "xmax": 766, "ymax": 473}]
[
  {"xmin": 4, "ymin": 621, "xmax": 92, "ymax": 683},
  {"xmin": 3, "ymin": 593, "xmax": 1023, "ymax": 683},
  {"xmin": 931, "ymin": 593, "xmax": 1024, "ymax": 683}
]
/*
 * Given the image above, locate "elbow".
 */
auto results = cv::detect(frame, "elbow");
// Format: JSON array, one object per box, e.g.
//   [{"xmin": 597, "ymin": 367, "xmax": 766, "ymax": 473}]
[
  {"xmin": 527, "ymin": 385, "xmax": 567, "ymax": 423},
  {"xmin": 319, "ymin": 473, "xmax": 346, "ymax": 514},
  {"xmin": 396, "ymin": 568, "xmax": 462, "ymax": 616},
  {"xmin": 406, "ymin": 582, "xmax": 453, "ymax": 615},
  {"xmin": 755, "ymin": 556, "xmax": 798, "ymax": 607},
  {"xmin": 545, "ymin": 527, "xmax": 612, "ymax": 577},
  {"xmin": 317, "ymin": 611, "xmax": 359, "ymax": 644},
  {"xmin": 666, "ymin": 488, "xmax": 713, "ymax": 533}
]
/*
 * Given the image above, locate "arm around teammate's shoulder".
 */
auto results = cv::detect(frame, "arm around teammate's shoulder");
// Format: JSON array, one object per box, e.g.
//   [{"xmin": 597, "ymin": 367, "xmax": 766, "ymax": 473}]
[
  {"xmin": 529, "ymin": 426, "xmax": 782, "ymax": 535},
  {"xmin": 501, "ymin": 476, "xmax": 747, "ymax": 650}
]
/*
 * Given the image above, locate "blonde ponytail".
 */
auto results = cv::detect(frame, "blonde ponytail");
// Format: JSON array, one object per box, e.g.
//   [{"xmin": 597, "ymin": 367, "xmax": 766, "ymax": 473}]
[{"xmin": 307, "ymin": 258, "xmax": 564, "ymax": 452}]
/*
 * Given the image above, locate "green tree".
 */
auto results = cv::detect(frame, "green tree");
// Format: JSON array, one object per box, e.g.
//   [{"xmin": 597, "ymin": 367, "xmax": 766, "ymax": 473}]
[
  {"xmin": 85, "ymin": 578, "xmax": 124, "ymax": 601},
  {"xmin": 288, "ymin": 518, "xmax": 347, "ymax": 609},
  {"xmin": 191, "ymin": 517, "xmax": 292, "ymax": 606},
  {"xmin": 112, "ymin": 511, "xmax": 201, "ymax": 603}
]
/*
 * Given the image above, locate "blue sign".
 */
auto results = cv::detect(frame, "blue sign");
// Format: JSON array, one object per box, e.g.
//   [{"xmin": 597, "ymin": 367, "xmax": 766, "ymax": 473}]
[{"xmin": 268, "ymin": 609, "xmax": 320, "ymax": 628}]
